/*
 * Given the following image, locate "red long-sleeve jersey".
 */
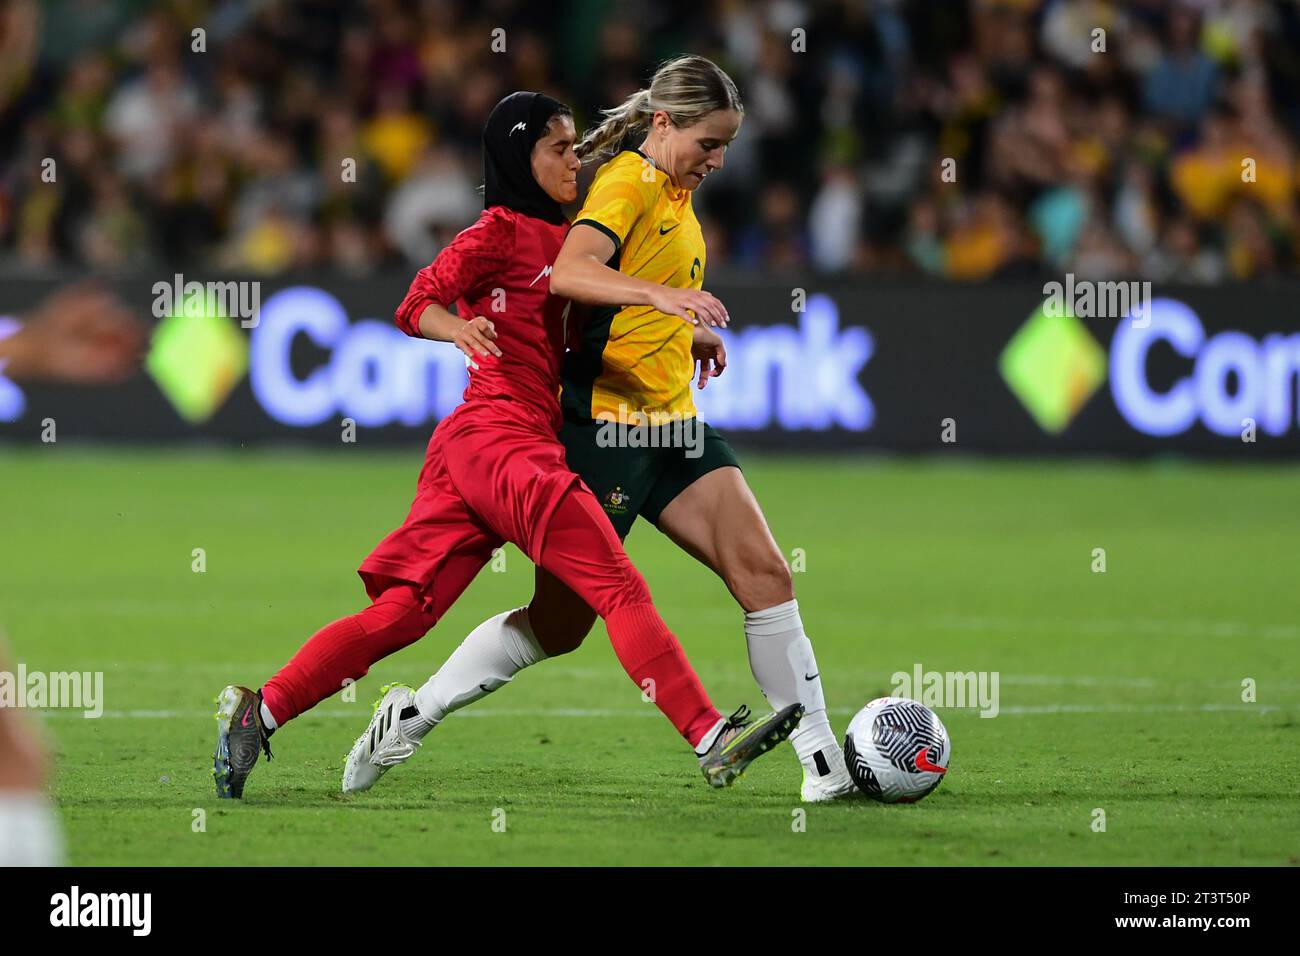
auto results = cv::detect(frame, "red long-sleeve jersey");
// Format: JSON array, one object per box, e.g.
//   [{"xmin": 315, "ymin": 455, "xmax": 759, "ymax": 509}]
[{"xmin": 395, "ymin": 206, "xmax": 570, "ymax": 427}]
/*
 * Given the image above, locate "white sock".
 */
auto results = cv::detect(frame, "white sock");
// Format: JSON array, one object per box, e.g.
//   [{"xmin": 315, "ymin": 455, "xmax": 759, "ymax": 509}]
[
  {"xmin": 0, "ymin": 792, "xmax": 64, "ymax": 866},
  {"xmin": 693, "ymin": 717, "xmax": 727, "ymax": 758},
  {"xmin": 259, "ymin": 700, "xmax": 277, "ymax": 732},
  {"xmin": 410, "ymin": 607, "xmax": 546, "ymax": 735},
  {"xmin": 743, "ymin": 599, "xmax": 847, "ymax": 781}
]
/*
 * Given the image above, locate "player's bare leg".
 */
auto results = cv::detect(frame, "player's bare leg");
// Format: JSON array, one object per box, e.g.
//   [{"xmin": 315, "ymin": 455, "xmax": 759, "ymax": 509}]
[
  {"xmin": 656, "ymin": 466, "xmax": 856, "ymax": 801},
  {"xmin": 351, "ymin": 490, "xmax": 803, "ymax": 791},
  {"xmin": 528, "ymin": 564, "xmax": 597, "ymax": 655},
  {"xmin": 0, "ymin": 652, "xmax": 64, "ymax": 865}
]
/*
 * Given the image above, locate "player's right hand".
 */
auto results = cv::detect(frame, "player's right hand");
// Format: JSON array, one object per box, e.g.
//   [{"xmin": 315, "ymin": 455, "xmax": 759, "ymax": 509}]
[
  {"xmin": 453, "ymin": 316, "xmax": 502, "ymax": 360},
  {"xmin": 650, "ymin": 286, "xmax": 729, "ymax": 328}
]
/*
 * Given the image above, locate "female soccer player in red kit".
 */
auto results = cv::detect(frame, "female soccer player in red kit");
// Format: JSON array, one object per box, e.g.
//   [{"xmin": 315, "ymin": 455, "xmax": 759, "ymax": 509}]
[
  {"xmin": 351, "ymin": 57, "xmax": 854, "ymax": 805},
  {"xmin": 212, "ymin": 92, "xmax": 801, "ymax": 799}
]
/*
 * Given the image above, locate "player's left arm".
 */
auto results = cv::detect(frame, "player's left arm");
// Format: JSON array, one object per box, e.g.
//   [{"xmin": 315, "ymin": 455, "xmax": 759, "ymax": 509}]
[{"xmin": 395, "ymin": 213, "xmax": 513, "ymax": 358}]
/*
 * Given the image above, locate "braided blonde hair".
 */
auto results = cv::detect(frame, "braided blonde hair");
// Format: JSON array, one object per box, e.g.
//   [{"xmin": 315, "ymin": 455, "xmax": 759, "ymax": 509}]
[{"xmin": 576, "ymin": 55, "xmax": 743, "ymax": 162}]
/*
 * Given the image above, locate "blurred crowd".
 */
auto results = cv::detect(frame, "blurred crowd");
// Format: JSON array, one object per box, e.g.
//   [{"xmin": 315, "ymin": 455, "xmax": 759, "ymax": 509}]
[{"xmin": 0, "ymin": 0, "xmax": 1298, "ymax": 281}]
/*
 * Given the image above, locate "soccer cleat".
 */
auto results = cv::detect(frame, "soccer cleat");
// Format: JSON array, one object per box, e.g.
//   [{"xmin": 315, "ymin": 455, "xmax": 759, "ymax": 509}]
[
  {"xmin": 341, "ymin": 683, "xmax": 420, "ymax": 794},
  {"xmin": 800, "ymin": 745, "xmax": 859, "ymax": 802},
  {"xmin": 213, "ymin": 685, "xmax": 272, "ymax": 799},
  {"xmin": 699, "ymin": 702, "xmax": 804, "ymax": 788}
]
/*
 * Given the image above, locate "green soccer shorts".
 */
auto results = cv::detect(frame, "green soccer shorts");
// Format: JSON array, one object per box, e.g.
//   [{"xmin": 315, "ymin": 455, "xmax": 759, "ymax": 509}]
[{"xmin": 559, "ymin": 416, "xmax": 742, "ymax": 539}]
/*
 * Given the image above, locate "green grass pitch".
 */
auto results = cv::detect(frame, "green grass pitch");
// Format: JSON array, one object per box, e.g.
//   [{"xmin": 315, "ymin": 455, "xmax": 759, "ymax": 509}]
[{"xmin": 3, "ymin": 448, "xmax": 1297, "ymax": 865}]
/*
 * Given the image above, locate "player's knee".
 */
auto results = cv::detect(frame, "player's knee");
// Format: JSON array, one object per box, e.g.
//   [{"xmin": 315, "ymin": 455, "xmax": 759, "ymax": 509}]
[
  {"xmin": 527, "ymin": 579, "xmax": 597, "ymax": 656},
  {"xmin": 571, "ymin": 550, "xmax": 654, "ymax": 617},
  {"xmin": 364, "ymin": 583, "xmax": 438, "ymax": 644},
  {"xmin": 729, "ymin": 551, "xmax": 794, "ymax": 613},
  {"xmin": 614, "ymin": 565, "xmax": 654, "ymax": 611},
  {"xmin": 531, "ymin": 610, "xmax": 593, "ymax": 657}
]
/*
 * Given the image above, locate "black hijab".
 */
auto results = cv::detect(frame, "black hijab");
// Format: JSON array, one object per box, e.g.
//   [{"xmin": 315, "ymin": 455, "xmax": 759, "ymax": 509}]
[{"xmin": 482, "ymin": 91, "xmax": 569, "ymax": 226}]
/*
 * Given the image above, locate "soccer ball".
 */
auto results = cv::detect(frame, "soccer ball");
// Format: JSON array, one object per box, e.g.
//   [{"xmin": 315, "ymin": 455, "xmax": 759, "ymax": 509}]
[{"xmin": 844, "ymin": 697, "xmax": 950, "ymax": 803}]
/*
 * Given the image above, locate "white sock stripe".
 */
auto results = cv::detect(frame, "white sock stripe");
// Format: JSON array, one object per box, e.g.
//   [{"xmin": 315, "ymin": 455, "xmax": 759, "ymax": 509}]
[
  {"xmin": 399, "ymin": 708, "xmax": 436, "ymax": 740},
  {"xmin": 259, "ymin": 700, "xmax": 277, "ymax": 732},
  {"xmin": 743, "ymin": 598, "xmax": 803, "ymax": 637},
  {"xmin": 693, "ymin": 716, "xmax": 727, "ymax": 756}
]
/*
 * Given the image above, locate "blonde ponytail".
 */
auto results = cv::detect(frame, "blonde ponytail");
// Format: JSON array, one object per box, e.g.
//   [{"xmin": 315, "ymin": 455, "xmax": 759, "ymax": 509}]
[
  {"xmin": 576, "ymin": 89, "xmax": 653, "ymax": 162},
  {"xmin": 576, "ymin": 55, "xmax": 743, "ymax": 163}
]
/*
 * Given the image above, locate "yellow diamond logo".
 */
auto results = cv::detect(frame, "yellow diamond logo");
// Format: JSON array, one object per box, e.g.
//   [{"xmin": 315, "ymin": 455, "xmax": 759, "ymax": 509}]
[
  {"xmin": 146, "ymin": 296, "xmax": 249, "ymax": 424},
  {"xmin": 1000, "ymin": 301, "xmax": 1107, "ymax": 434}
]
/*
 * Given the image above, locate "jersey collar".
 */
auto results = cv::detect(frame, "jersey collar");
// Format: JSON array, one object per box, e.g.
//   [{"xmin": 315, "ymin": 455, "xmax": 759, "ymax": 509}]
[{"xmin": 631, "ymin": 148, "xmax": 686, "ymax": 199}]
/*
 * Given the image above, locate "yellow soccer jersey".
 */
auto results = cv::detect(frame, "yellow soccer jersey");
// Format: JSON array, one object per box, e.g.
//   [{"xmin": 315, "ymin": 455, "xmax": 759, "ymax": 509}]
[{"xmin": 560, "ymin": 149, "xmax": 706, "ymax": 424}]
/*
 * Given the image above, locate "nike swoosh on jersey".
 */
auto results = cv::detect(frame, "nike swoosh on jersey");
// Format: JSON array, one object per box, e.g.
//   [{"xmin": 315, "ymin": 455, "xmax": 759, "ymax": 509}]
[{"xmin": 658, "ymin": 223, "xmax": 678, "ymax": 235}]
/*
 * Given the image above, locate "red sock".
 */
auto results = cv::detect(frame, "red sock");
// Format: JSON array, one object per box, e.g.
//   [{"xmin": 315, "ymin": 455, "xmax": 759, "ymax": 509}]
[
  {"xmin": 604, "ymin": 603, "xmax": 722, "ymax": 748},
  {"xmin": 261, "ymin": 583, "xmax": 435, "ymax": 726}
]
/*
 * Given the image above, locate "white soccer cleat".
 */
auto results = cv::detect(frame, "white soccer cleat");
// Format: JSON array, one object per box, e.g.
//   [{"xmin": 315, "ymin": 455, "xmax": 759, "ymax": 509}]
[
  {"xmin": 342, "ymin": 683, "xmax": 421, "ymax": 794},
  {"xmin": 800, "ymin": 744, "xmax": 859, "ymax": 802}
]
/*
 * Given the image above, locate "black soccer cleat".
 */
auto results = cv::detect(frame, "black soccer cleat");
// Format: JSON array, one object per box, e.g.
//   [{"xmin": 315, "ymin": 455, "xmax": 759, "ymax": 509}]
[
  {"xmin": 698, "ymin": 702, "xmax": 804, "ymax": 788},
  {"xmin": 213, "ymin": 685, "xmax": 273, "ymax": 799}
]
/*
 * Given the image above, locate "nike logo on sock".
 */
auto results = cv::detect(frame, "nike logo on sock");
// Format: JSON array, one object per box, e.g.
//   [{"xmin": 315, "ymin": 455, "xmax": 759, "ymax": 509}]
[{"xmin": 804, "ymin": 672, "xmax": 819, "ymax": 681}]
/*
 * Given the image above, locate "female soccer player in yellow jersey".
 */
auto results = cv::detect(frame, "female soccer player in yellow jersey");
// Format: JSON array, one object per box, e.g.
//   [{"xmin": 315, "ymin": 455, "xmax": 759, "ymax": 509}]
[{"xmin": 357, "ymin": 56, "xmax": 856, "ymax": 803}]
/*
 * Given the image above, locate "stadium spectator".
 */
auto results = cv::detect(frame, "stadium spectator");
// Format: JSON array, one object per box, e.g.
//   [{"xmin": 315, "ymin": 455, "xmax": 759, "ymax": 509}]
[{"xmin": 0, "ymin": 0, "xmax": 1297, "ymax": 281}]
